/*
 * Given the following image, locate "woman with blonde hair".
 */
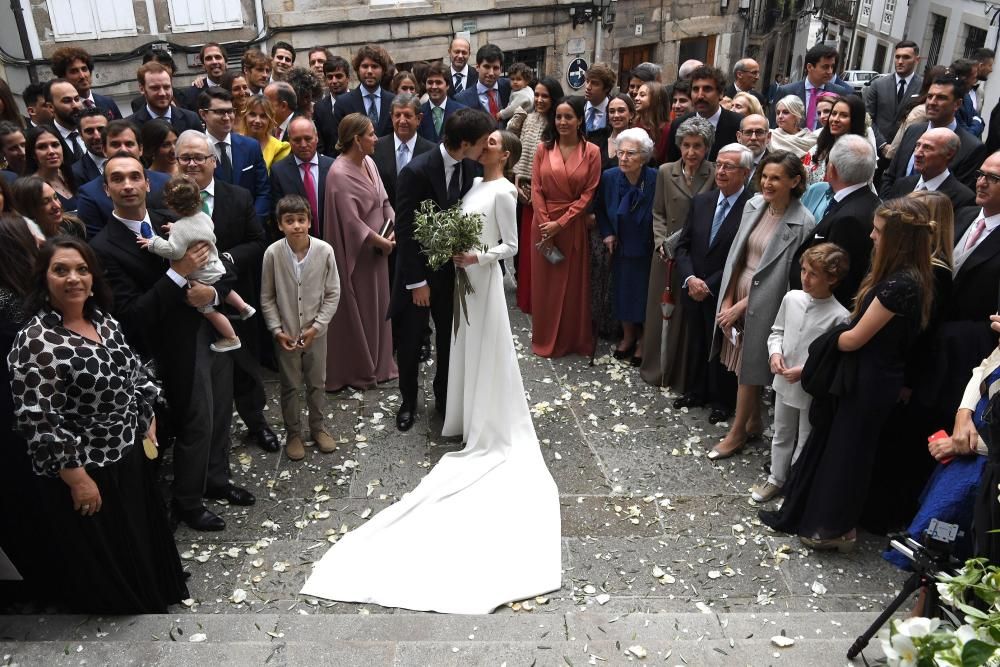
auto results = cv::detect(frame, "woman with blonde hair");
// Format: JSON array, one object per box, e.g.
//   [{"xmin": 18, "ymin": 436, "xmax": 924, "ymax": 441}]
[
  {"xmin": 761, "ymin": 197, "xmax": 935, "ymax": 551},
  {"xmin": 238, "ymin": 94, "xmax": 291, "ymax": 171},
  {"xmin": 770, "ymin": 95, "xmax": 817, "ymax": 159},
  {"xmin": 730, "ymin": 92, "xmax": 763, "ymax": 117}
]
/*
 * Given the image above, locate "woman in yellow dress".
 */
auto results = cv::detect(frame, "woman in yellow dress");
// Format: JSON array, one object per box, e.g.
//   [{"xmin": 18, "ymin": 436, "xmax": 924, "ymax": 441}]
[{"xmin": 237, "ymin": 94, "xmax": 290, "ymax": 171}]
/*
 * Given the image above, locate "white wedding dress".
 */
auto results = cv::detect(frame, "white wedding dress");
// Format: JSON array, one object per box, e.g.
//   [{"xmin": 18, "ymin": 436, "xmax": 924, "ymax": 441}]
[{"xmin": 300, "ymin": 177, "xmax": 562, "ymax": 614}]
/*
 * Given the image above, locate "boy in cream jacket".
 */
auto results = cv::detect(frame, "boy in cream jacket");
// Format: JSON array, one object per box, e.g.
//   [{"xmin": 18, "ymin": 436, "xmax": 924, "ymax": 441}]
[{"xmin": 261, "ymin": 195, "xmax": 341, "ymax": 461}]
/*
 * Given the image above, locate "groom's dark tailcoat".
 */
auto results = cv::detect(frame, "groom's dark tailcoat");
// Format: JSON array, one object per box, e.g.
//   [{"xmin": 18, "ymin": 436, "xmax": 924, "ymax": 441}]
[{"xmin": 389, "ymin": 146, "xmax": 479, "ymax": 409}]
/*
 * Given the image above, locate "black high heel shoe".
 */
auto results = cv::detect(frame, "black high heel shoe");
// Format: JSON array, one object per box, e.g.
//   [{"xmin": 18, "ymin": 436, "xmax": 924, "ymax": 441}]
[{"xmin": 612, "ymin": 342, "xmax": 636, "ymax": 360}]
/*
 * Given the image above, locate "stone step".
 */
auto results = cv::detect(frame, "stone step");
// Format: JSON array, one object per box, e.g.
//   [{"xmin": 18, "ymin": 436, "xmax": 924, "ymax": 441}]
[{"xmin": 0, "ymin": 611, "xmax": 891, "ymax": 664}]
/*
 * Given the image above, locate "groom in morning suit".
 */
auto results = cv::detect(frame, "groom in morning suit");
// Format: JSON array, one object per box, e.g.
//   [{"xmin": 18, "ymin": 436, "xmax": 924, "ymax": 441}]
[{"xmin": 390, "ymin": 108, "xmax": 495, "ymax": 432}]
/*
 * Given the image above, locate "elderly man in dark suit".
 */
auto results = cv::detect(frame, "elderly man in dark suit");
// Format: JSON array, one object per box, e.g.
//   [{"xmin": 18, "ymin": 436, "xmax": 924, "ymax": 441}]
[
  {"xmin": 666, "ymin": 65, "xmax": 743, "ymax": 162},
  {"xmin": 374, "ymin": 95, "xmax": 437, "ymax": 207},
  {"xmin": 880, "ymin": 76, "xmax": 987, "ymax": 193},
  {"xmin": 446, "ymin": 37, "xmax": 475, "ymax": 98},
  {"xmin": 271, "ymin": 117, "xmax": 333, "ymax": 238},
  {"xmin": 418, "ymin": 62, "xmax": 467, "ymax": 144},
  {"xmin": 91, "ymin": 153, "xmax": 253, "ymax": 532},
  {"xmin": 126, "ymin": 62, "xmax": 203, "ymax": 134},
  {"xmin": 390, "ymin": 108, "xmax": 493, "ymax": 432},
  {"xmin": 865, "ymin": 41, "xmax": 923, "ymax": 161},
  {"xmin": 454, "ymin": 44, "xmax": 512, "ymax": 129},
  {"xmin": 737, "ymin": 113, "xmax": 770, "ymax": 186},
  {"xmin": 264, "ymin": 81, "xmax": 298, "ymax": 142},
  {"xmin": 770, "ymin": 43, "xmax": 853, "ymax": 130},
  {"xmin": 328, "ymin": 45, "xmax": 396, "ymax": 154},
  {"xmin": 724, "ymin": 59, "xmax": 767, "ymax": 112},
  {"xmin": 790, "ymin": 135, "xmax": 880, "ymax": 308},
  {"xmin": 885, "ymin": 127, "xmax": 977, "ymax": 208},
  {"xmin": 672, "ymin": 143, "xmax": 752, "ymax": 422}
]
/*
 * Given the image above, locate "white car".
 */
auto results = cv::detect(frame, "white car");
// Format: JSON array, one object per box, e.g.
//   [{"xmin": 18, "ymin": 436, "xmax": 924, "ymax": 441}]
[{"xmin": 841, "ymin": 70, "xmax": 880, "ymax": 93}]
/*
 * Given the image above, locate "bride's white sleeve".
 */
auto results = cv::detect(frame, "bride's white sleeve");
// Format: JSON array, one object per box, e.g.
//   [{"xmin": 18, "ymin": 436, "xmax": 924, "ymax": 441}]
[{"xmin": 477, "ymin": 186, "xmax": 519, "ymax": 264}]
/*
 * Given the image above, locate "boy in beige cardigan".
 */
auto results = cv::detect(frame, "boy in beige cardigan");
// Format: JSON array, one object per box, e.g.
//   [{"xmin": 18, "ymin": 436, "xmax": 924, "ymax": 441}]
[{"xmin": 261, "ymin": 195, "xmax": 341, "ymax": 461}]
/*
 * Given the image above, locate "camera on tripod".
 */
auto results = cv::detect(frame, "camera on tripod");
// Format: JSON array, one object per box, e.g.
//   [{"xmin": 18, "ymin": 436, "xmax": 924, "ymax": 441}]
[{"xmin": 846, "ymin": 519, "xmax": 962, "ymax": 660}]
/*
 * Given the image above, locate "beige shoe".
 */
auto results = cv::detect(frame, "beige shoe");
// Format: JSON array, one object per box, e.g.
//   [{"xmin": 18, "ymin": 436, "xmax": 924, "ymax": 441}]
[
  {"xmin": 285, "ymin": 434, "xmax": 305, "ymax": 461},
  {"xmin": 312, "ymin": 430, "xmax": 337, "ymax": 453},
  {"xmin": 751, "ymin": 480, "xmax": 782, "ymax": 503},
  {"xmin": 210, "ymin": 336, "xmax": 242, "ymax": 353}
]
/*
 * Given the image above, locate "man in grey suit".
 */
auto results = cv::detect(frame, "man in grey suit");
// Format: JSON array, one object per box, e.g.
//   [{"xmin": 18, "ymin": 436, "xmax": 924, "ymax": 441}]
[
  {"xmin": 771, "ymin": 44, "xmax": 853, "ymax": 130},
  {"xmin": 865, "ymin": 40, "xmax": 922, "ymax": 161}
]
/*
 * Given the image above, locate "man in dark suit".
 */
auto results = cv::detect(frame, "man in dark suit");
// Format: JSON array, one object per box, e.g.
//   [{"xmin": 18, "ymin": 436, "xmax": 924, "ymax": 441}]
[
  {"xmin": 771, "ymin": 43, "xmax": 853, "ymax": 130},
  {"xmin": 71, "ymin": 107, "xmax": 107, "ymax": 185},
  {"xmin": 583, "ymin": 63, "xmax": 615, "ymax": 154},
  {"xmin": 76, "ymin": 120, "xmax": 170, "ymax": 238},
  {"xmin": 952, "ymin": 58, "xmax": 985, "ymax": 138},
  {"xmin": 885, "ymin": 127, "xmax": 977, "ymax": 208},
  {"xmin": 50, "ymin": 46, "xmax": 122, "ymax": 120},
  {"xmin": 198, "ymin": 87, "xmax": 271, "ymax": 223},
  {"xmin": 374, "ymin": 95, "xmax": 437, "ymax": 207},
  {"xmin": 177, "ymin": 43, "xmax": 229, "ymax": 111},
  {"xmin": 315, "ymin": 56, "xmax": 351, "ymax": 156},
  {"xmin": 666, "ymin": 65, "xmax": 742, "ymax": 162},
  {"xmin": 673, "ymin": 143, "xmax": 751, "ymax": 421},
  {"xmin": 126, "ymin": 62, "xmax": 203, "ymax": 134},
  {"xmin": 737, "ymin": 114, "xmax": 770, "ymax": 185},
  {"xmin": 454, "ymin": 44, "xmax": 512, "ymax": 129},
  {"xmin": 92, "ymin": 153, "xmax": 254, "ymax": 532},
  {"xmin": 328, "ymin": 45, "xmax": 396, "ymax": 154},
  {"xmin": 881, "ymin": 76, "xmax": 987, "ymax": 193},
  {"xmin": 724, "ymin": 59, "xmax": 767, "ymax": 112},
  {"xmin": 390, "ymin": 108, "xmax": 494, "ymax": 432},
  {"xmin": 271, "ymin": 117, "xmax": 333, "ymax": 238},
  {"xmin": 418, "ymin": 62, "xmax": 468, "ymax": 144},
  {"xmin": 790, "ymin": 135, "xmax": 879, "ymax": 308},
  {"xmin": 446, "ymin": 37, "xmax": 475, "ymax": 98},
  {"xmin": 21, "ymin": 82, "xmax": 52, "ymax": 129},
  {"xmin": 45, "ymin": 79, "xmax": 85, "ymax": 166},
  {"xmin": 865, "ymin": 41, "xmax": 923, "ymax": 161},
  {"xmin": 162, "ymin": 130, "xmax": 277, "ymax": 456},
  {"xmin": 264, "ymin": 81, "xmax": 298, "ymax": 141}
]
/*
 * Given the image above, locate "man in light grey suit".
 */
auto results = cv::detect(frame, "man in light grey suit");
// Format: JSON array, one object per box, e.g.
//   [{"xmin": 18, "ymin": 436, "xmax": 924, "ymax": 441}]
[
  {"xmin": 770, "ymin": 44, "xmax": 853, "ymax": 130},
  {"xmin": 865, "ymin": 40, "xmax": 923, "ymax": 161}
]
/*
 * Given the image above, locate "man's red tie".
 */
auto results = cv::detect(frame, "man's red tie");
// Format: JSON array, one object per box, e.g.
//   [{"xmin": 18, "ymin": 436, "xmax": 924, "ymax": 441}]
[
  {"xmin": 300, "ymin": 162, "xmax": 319, "ymax": 237},
  {"xmin": 487, "ymin": 88, "xmax": 500, "ymax": 117}
]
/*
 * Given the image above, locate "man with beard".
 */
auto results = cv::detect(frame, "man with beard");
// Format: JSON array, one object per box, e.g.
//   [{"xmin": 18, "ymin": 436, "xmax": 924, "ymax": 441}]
[
  {"xmin": 178, "ymin": 42, "xmax": 229, "ymax": 111},
  {"xmin": 44, "ymin": 78, "xmax": 85, "ymax": 166},
  {"xmin": 666, "ymin": 65, "xmax": 742, "ymax": 162},
  {"xmin": 71, "ymin": 107, "xmax": 108, "ymax": 184}
]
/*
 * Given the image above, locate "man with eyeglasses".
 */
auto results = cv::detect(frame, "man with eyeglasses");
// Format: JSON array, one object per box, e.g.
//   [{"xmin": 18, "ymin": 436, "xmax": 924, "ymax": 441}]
[
  {"xmin": 736, "ymin": 114, "xmax": 770, "ymax": 186},
  {"xmin": 126, "ymin": 62, "xmax": 204, "ymax": 134},
  {"xmin": 725, "ymin": 59, "xmax": 767, "ymax": 113},
  {"xmin": 197, "ymin": 87, "xmax": 271, "ymax": 222},
  {"xmin": 672, "ymin": 143, "xmax": 752, "ymax": 424}
]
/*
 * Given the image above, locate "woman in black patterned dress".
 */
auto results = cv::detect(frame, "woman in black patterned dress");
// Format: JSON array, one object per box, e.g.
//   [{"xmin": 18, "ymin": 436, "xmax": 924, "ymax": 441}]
[{"xmin": 9, "ymin": 237, "xmax": 187, "ymax": 612}]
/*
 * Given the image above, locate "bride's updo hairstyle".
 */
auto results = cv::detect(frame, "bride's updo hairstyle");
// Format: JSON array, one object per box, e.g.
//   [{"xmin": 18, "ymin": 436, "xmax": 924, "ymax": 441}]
[
  {"xmin": 498, "ymin": 131, "xmax": 522, "ymax": 182},
  {"xmin": 853, "ymin": 197, "xmax": 935, "ymax": 328}
]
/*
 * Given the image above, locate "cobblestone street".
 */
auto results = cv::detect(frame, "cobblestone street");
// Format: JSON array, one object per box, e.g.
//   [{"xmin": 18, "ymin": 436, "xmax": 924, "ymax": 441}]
[{"xmin": 0, "ymin": 288, "xmax": 906, "ymax": 665}]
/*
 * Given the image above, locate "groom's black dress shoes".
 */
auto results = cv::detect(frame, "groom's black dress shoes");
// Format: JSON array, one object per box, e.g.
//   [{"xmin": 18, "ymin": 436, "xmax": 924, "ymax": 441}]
[
  {"xmin": 249, "ymin": 425, "xmax": 280, "ymax": 452},
  {"xmin": 172, "ymin": 503, "xmax": 225, "ymax": 532},
  {"xmin": 205, "ymin": 484, "xmax": 256, "ymax": 506},
  {"xmin": 397, "ymin": 403, "xmax": 416, "ymax": 432}
]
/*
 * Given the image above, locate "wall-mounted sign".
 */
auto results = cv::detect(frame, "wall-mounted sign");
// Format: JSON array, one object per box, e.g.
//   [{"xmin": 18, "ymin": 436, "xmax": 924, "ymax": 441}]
[
  {"xmin": 635, "ymin": 24, "xmax": 643, "ymax": 36},
  {"xmin": 567, "ymin": 58, "xmax": 588, "ymax": 90},
  {"xmin": 567, "ymin": 37, "xmax": 586, "ymax": 55}
]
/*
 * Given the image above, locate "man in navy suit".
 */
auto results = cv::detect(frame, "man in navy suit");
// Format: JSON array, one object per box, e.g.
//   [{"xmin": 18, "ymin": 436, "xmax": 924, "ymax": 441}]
[
  {"xmin": 198, "ymin": 87, "xmax": 271, "ymax": 222},
  {"xmin": 953, "ymin": 58, "xmax": 985, "ymax": 138},
  {"xmin": 771, "ymin": 44, "xmax": 853, "ymax": 130},
  {"xmin": 71, "ymin": 107, "xmax": 108, "ymax": 185},
  {"xmin": 315, "ymin": 56, "xmax": 351, "ymax": 156},
  {"xmin": 672, "ymin": 143, "xmax": 751, "ymax": 422},
  {"xmin": 390, "ymin": 108, "xmax": 493, "ymax": 432},
  {"xmin": 45, "ymin": 79, "xmax": 85, "ymax": 166},
  {"xmin": 454, "ymin": 44, "xmax": 512, "ymax": 129},
  {"xmin": 418, "ymin": 62, "xmax": 467, "ymax": 143},
  {"xmin": 374, "ymin": 95, "xmax": 437, "ymax": 207},
  {"xmin": 884, "ymin": 128, "xmax": 976, "ymax": 209},
  {"xmin": 50, "ymin": 46, "xmax": 122, "ymax": 120},
  {"xmin": 177, "ymin": 42, "xmax": 229, "ymax": 112},
  {"xmin": 328, "ymin": 45, "xmax": 396, "ymax": 155},
  {"xmin": 446, "ymin": 37, "xmax": 475, "ymax": 98},
  {"xmin": 666, "ymin": 66, "xmax": 743, "ymax": 162},
  {"xmin": 77, "ymin": 120, "xmax": 170, "ymax": 238},
  {"xmin": 127, "ymin": 62, "xmax": 204, "ymax": 134},
  {"xmin": 271, "ymin": 117, "xmax": 334, "ymax": 238}
]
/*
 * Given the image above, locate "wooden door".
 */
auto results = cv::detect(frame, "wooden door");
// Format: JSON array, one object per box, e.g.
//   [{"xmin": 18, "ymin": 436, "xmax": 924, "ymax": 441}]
[{"xmin": 618, "ymin": 44, "xmax": 653, "ymax": 89}]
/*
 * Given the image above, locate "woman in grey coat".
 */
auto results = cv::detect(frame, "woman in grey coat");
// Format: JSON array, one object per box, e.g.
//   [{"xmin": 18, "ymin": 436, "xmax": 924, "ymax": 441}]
[{"xmin": 709, "ymin": 151, "xmax": 815, "ymax": 460}]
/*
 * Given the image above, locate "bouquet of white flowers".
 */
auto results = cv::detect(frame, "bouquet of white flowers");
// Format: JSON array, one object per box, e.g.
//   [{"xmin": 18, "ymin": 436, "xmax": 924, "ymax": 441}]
[{"xmin": 412, "ymin": 200, "xmax": 485, "ymax": 335}]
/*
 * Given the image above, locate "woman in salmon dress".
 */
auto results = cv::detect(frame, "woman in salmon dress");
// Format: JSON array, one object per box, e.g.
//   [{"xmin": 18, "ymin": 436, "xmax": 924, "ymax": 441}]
[
  {"xmin": 531, "ymin": 96, "xmax": 602, "ymax": 358},
  {"xmin": 323, "ymin": 113, "xmax": 398, "ymax": 390}
]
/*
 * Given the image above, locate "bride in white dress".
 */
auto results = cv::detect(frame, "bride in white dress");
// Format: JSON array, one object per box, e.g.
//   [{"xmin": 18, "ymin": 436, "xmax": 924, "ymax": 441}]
[{"xmin": 301, "ymin": 131, "xmax": 562, "ymax": 614}]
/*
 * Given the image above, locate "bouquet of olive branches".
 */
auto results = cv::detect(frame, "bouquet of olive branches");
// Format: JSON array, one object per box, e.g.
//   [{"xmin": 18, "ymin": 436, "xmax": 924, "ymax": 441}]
[{"xmin": 412, "ymin": 199, "xmax": 485, "ymax": 335}]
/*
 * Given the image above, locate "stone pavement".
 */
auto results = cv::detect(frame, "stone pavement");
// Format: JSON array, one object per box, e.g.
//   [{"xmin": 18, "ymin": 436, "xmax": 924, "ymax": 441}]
[{"xmin": 0, "ymin": 288, "xmax": 907, "ymax": 666}]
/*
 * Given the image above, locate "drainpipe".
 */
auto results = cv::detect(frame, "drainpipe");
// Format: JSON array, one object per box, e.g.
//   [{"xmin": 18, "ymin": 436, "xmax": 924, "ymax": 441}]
[
  {"xmin": 11, "ymin": 0, "xmax": 38, "ymax": 83},
  {"xmin": 595, "ymin": 15, "xmax": 603, "ymax": 62}
]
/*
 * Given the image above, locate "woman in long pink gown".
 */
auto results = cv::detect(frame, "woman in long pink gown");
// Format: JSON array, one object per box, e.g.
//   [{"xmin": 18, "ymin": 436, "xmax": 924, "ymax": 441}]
[{"xmin": 323, "ymin": 114, "xmax": 398, "ymax": 390}]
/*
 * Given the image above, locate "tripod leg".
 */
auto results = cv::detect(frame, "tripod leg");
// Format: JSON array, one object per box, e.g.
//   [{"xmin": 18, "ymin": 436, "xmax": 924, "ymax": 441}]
[{"xmin": 847, "ymin": 571, "xmax": 924, "ymax": 660}]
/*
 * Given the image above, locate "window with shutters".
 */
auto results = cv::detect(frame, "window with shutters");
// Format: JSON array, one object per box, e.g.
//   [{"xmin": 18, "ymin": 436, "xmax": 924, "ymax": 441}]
[
  {"xmin": 167, "ymin": 0, "xmax": 244, "ymax": 33},
  {"xmin": 46, "ymin": 0, "xmax": 137, "ymax": 41}
]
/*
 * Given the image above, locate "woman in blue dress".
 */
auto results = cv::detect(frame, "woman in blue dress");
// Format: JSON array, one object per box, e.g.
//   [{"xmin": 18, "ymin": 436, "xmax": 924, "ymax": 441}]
[{"xmin": 596, "ymin": 127, "xmax": 657, "ymax": 365}]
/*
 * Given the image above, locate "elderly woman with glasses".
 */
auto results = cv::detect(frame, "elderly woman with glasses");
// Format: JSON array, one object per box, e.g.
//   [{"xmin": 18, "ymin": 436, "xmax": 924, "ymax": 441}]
[
  {"xmin": 639, "ymin": 116, "xmax": 715, "ymax": 384},
  {"xmin": 596, "ymin": 128, "xmax": 658, "ymax": 363}
]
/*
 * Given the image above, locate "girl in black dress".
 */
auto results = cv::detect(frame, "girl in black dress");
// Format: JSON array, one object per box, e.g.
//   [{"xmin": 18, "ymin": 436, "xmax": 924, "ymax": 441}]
[{"xmin": 760, "ymin": 197, "xmax": 935, "ymax": 552}]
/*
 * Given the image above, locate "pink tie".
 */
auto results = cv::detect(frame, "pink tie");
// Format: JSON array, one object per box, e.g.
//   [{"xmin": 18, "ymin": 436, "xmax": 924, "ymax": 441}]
[
  {"xmin": 965, "ymin": 217, "xmax": 988, "ymax": 251},
  {"xmin": 806, "ymin": 87, "xmax": 820, "ymax": 130},
  {"xmin": 300, "ymin": 162, "xmax": 319, "ymax": 237}
]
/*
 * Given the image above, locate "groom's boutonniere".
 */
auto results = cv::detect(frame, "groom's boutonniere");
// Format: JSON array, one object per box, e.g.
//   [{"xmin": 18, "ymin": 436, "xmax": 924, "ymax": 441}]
[{"xmin": 413, "ymin": 200, "xmax": 484, "ymax": 335}]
